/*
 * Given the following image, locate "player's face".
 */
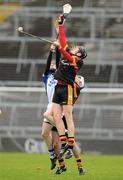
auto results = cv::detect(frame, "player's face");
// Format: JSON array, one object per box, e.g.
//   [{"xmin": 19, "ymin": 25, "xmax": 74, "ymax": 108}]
[
  {"xmin": 70, "ymin": 46, "xmax": 81, "ymax": 60},
  {"xmin": 70, "ymin": 46, "xmax": 78, "ymax": 54}
]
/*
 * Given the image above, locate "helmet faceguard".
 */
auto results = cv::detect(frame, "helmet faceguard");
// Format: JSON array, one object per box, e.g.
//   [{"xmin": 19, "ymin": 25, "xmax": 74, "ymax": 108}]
[
  {"xmin": 77, "ymin": 47, "xmax": 87, "ymax": 59},
  {"xmin": 69, "ymin": 46, "xmax": 87, "ymax": 60}
]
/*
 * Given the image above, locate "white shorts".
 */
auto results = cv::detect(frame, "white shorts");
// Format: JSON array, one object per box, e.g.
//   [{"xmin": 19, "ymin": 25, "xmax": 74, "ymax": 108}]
[{"xmin": 46, "ymin": 103, "xmax": 53, "ymax": 110}]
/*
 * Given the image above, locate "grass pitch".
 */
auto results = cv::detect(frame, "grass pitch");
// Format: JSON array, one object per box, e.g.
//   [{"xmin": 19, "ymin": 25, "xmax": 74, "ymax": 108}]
[{"xmin": 0, "ymin": 153, "xmax": 123, "ymax": 180}]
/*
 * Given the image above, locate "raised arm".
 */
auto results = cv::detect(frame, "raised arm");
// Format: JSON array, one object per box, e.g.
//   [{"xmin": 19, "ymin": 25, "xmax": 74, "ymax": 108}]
[
  {"xmin": 44, "ymin": 44, "xmax": 55, "ymax": 75},
  {"xmin": 58, "ymin": 15, "xmax": 68, "ymax": 50},
  {"xmin": 58, "ymin": 25, "xmax": 68, "ymax": 49},
  {"xmin": 59, "ymin": 47, "xmax": 74, "ymax": 63},
  {"xmin": 43, "ymin": 51, "xmax": 53, "ymax": 75},
  {"xmin": 55, "ymin": 47, "xmax": 61, "ymax": 69},
  {"xmin": 56, "ymin": 15, "xmax": 75, "ymax": 64},
  {"xmin": 53, "ymin": 40, "xmax": 75, "ymax": 64}
]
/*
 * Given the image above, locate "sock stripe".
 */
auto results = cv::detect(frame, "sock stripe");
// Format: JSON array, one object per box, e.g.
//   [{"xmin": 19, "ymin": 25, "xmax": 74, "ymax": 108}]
[
  {"xmin": 48, "ymin": 148, "xmax": 54, "ymax": 152},
  {"xmin": 68, "ymin": 139, "xmax": 74, "ymax": 143},
  {"xmin": 58, "ymin": 159, "xmax": 64, "ymax": 163},
  {"xmin": 58, "ymin": 158, "xmax": 65, "ymax": 168},
  {"xmin": 68, "ymin": 137, "xmax": 75, "ymax": 145},
  {"xmin": 76, "ymin": 157, "xmax": 82, "ymax": 168},
  {"xmin": 76, "ymin": 157, "xmax": 81, "ymax": 161},
  {"xmin": 60, "ymin": 162, "xmax": 65, "ymax": 167},
  {"xmin": 59, "ymin": 135, "xmax": 67, "ymax": 137},
  {"xmin": 60, "ymin": 137, "xmax": 67, "ymax": 141},
  {"xmin": 59, "ymin": 135, "xmax": 67, "ymax": 145},
  {"xmin": 59, "ymin": 136, "xmax": 67, "ymax": 141}
]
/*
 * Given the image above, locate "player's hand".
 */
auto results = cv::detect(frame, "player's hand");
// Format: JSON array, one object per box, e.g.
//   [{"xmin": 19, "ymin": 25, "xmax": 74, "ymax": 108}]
[
  {"xmin": 53, "ymin": 39, "xmax": 60, "ymax": 48},
  {"xmin": 58, "ymin": 15, "xmax": 64, "ymax": 25}
]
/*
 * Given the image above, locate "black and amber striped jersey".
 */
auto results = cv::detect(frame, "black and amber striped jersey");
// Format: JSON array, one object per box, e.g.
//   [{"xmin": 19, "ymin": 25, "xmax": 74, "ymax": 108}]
[{"xmin": 54, "ymin": 57, "xmax": 83, "ymax": 86}]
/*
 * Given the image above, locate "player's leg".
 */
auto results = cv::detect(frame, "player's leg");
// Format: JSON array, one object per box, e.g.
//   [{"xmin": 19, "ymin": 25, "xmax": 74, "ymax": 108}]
[
  {"xmin": 62, "ymin": 104, "xmax": 75, "ymax": 150},
  {"xmin": 62, "ymin": 84, "xmax": 75, "ymax": 152},
  {"xmin": 52, "ymin": 128, "xmax": 60, "ymax": 156},
  {"xmin": 44, "ymin": 106, "xmax": 56, "ymax": 127},
  {"xmin": 52, "ymin": 85, "xmax": 75, "ymax": 158},
  {"xmin": 63, "ymin": 105, "xmax": 74, "ymax": 137},
  {"xmin": 73, "ymin": 143, "xmax": 85, "ymax": 175},
  {"xmin": 41, "ymin": 121, "xmax": 53, "ymax": 150},
  {"xmin": 52, "ymin": 103, "xmax": 65, "ymax": 134},
  {"xmin": 41, "ymin": 121, "xmax": 57, "ymax": 170},
  {"xmin": 53, "ymin": 106, "xmax": 75, "ymax": 158},
  {"xmin": 52, "ymin": 129, "xmax": 67, "ymax": 174},
  {"xmin": 61, "ymin": 115, "xmax": 73, "ymax": 159},
  {"xmin": 42, "ymin": 106, "xmax": 56, "ymax": 150},
  {"xmin": 52, "ymin": 84, "xmax": 68, "ymax": 139},
  {"xmin": 44, "ymin": 103, "xmax": 68, "ymax": 161},
  {"xmin": 52, "ymin": 103, "xmax": 67, "ymax": 150}
]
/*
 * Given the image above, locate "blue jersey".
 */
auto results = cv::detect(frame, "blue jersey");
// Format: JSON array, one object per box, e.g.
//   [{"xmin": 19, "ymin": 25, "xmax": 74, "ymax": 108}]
[{"xmin": 42, "ymin": 73, "xmax": 57, "ymax": 104}]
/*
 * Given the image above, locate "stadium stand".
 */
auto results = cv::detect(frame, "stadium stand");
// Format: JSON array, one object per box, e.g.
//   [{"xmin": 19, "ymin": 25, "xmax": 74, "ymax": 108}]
[{"xmin": 0, "ymin": 0, "xmax": 123, "ymax": 153}]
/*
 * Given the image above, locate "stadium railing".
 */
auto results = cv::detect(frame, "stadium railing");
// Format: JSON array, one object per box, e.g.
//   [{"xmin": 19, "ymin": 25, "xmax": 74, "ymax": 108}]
[{"xmin": 0, "ymin": 87, "xmax": 123, "ymax": 140}]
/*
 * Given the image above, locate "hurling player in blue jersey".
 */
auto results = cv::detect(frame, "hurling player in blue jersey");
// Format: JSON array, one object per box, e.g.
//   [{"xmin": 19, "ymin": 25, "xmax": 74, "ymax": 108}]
[{"xmin": 41, "ymin": 43, "xmax": 67, "ymax": 173}]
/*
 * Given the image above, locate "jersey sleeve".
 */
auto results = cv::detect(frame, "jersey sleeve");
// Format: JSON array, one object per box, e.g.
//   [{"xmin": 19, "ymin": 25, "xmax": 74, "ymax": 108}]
[
  {"xmin": 58, "ymin": 25, "xmax": 68, "ymax": 50},
  {"xmin": 59, "ymin": 47, "xmax": 75, "ymax": 63},
  {"xmin": 42, "ymin": 74, "xmax": 48, "ymax": 85},
  {"xmin": 44, "ymin": 51, "xmax": 53, "ymax": 75},
  {"xmin": 58, "ymin": 25, "xmax": 77, "ymax": 65},
  {"xmin": 56, "ymin": 47, "xmax": 61, "ymax": 69}
]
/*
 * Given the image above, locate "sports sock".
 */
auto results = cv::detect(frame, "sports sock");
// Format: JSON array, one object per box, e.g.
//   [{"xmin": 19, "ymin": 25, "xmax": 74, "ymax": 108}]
[
  {"xmin": 68, "ymin": 137, "xmax": 75, "ymax": 149},
  {"xmin": 48, "ymin": 148, "xmax": 56, "ymax": 159},
  {"xmin": 59, "ymin": 135, "xmax": 67, "ymax": 148},
  {"xmin": 76, "ymin": 157, "xmax": 82, "ymax": 168},
  {"xmin": 58, "ymin": 158, "xmax": 65, "ymax": 168}
]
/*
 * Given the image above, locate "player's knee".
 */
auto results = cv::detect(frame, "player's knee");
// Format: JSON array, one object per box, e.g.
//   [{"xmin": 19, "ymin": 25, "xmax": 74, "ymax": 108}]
[
  {"xmin": 41, "ymin": 130, "xmax": 45, "ymax": 139},
  {"xmin": 53, "ymin": 113, "xmax": 59, "ymax": 122},
  {"xmin": 43, "ymin": 111, "xmax": 47, "ymax": 118},
  {"xmin": 43, "ymin": 111, "xmax": 50, "ymax": 120},
  {"xmin": 41, "ymin": 129, "xmax": 48, "ymax": 139}
]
